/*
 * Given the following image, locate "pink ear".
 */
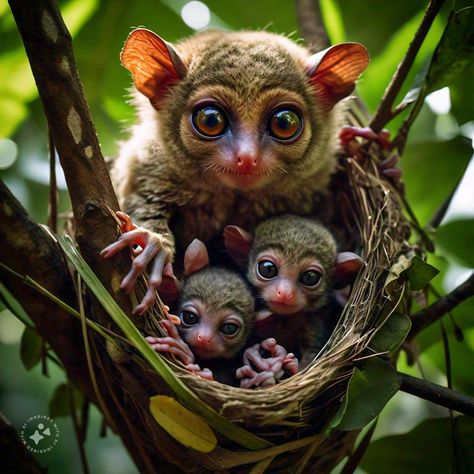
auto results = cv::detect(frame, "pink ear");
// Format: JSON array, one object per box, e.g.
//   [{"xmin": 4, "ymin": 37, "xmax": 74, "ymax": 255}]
[
  {"xmin": 184, "ymin": 239, "xmax": 209, "ymax": 276},
  {"xmin": 333, "ymin": 252, "xmax": 364, "ymax": 289},
  {"xmin": 121, "ymin": 28, "xmax": 186, "ymax": 108},
  {"xmin": 306, "ymin": 43, "xmax": 369, "ymax": 111},
  {"xmin": 157, "ymin": 263, "xmax": 181, "ymax": 305},
  {"xmin": 223, "ymin": 225, "xmax": 253, "ymax": 266}
]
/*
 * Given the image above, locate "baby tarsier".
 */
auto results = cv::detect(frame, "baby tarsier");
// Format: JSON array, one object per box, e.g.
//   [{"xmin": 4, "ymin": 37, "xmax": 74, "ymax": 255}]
[
  {"xmin": 225, "ymin": 215, "xmax": 363, "ymax": 375},
  {"xmin": 146, "ymin": 239, "xmax": 298, "ymax": 386},
  {"xmin": 102, "ymin": 28, "xmax": 369, "ymax": 313}
]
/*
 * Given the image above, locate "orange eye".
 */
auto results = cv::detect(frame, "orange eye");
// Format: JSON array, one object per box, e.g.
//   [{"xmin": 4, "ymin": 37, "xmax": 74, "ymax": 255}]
[
  {"xmin": 268, "ymin": 109, "xmax": 302, "ymax": 141},
  {"xmin": 192, "ymin": 106, "xmax": 227, "ymax": 138}
]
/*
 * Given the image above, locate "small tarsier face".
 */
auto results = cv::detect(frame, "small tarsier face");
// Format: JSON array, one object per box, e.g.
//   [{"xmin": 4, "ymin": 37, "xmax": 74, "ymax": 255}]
[
  {"xmin": 249, "ymin": 249, "xmax": 327, "ymax": 315},
  {"xmin": 177, "ymin": 299, "xmax": 245, "ymax": 360},
  {"xmin": 181, "ymin": 88, "xmax": 310, "ymax": 191}
]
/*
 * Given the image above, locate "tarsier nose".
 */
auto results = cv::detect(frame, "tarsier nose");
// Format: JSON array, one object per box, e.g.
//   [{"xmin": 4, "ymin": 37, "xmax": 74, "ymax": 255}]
[
  {"xmin": 277, "ymin": 290, "xmax": 293, "ymax": 301},
  {"xmin": 197, "ymin": 333, "xmax": 212, "ymax": 344},
  {"xmin": 236, "ymin": 154, "xmax": 258, "ymax": 173}
]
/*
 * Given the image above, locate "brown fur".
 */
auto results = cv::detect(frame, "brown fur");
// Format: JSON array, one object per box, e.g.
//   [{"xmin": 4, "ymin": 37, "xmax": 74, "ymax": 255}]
[
  {"xmin": 178, "ymin": 266, "xmax": 255, "ymax": 360},
  {"xmin": 248, "ymin": 215, "xmax": 337, "ymax": 311},
  {"xmin": 111, "ymin": 30, "xmax": 358, "ymax": 260}
]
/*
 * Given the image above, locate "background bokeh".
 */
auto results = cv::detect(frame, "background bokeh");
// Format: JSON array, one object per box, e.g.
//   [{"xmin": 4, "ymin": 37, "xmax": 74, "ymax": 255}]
[{"xmin": 1, "ymin": 1, "xmax": 473, "ymax": 472}]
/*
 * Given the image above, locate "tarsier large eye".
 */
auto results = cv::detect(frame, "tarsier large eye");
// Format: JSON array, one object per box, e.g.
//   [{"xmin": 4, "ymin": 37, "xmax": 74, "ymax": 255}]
[
  {"xmin": 257, "ymin": 260, "xmax": 278, "ymax": 279},
  {"xmin": 220, "ymin": 322, "xmax": 240, "ymax": 336},
  {"xmin": 192, "ymin": 106, "xmax": 228, "ymax": 138},
  {"xmin": 299, "ymin": 270, "xmax": 322, "ymax": 288},
  {"xmin": 180, "ymin": 310, "xmax": 199, "ymax": 326},
  {"xmin": 268, "ymin": 108, "xmax": 302, "ymax": 141}
]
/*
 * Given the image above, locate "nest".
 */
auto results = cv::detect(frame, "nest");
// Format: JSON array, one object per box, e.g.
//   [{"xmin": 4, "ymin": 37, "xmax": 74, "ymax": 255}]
[{"xmin": 108, "ymin": 150, "xmax": 411, "ymax": 473}]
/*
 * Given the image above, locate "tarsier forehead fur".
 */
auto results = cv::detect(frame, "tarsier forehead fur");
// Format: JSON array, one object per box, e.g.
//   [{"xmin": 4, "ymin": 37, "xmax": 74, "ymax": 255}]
[
  {"xmin": 250, "ymin": 215, "xmax": 337, "ymax": 271},
  {"xmin": 180, "ymin": 266, "xmax": 255, "ymax": 320}
]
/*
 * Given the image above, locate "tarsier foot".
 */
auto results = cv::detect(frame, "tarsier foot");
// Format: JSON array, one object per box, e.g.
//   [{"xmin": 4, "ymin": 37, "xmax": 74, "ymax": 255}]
[
  {"xmin": 339, "ymin": 126, "xmax": 402, "ymax": 181},
  {"xmin": 237, "ymin": 338, "xmax": 300, "ymax": 388},
  {"xmin": 101, "ymin": 212, "xmax": 174, "ymax": 315}
]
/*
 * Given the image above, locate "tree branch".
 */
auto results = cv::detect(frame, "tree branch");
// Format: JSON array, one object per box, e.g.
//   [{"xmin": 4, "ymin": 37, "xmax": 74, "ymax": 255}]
[
  {"xmin": 369, "ymin": 0, "xmax": 446, "ymax": 132},
  {"xmin": 409, "ymin": 273, "xmax": 474, "ymax": 339},
  {"xmin": 0, "ymin": 412, "xmax": 46, "ymax": 474},
  {"xmin": 399, "ymin": 372, "xmax": 474, "ymax": 416},
  {"xmin": 0, "ymin": 180, "xmax": 95, "ymax": 398},
  {"xmin": 295, "ymin": 0, "xmax": 330, "ymax": 51},
  {"xmin": 8, "ymin": 0, "xmax": 134, "ymax": 323}
]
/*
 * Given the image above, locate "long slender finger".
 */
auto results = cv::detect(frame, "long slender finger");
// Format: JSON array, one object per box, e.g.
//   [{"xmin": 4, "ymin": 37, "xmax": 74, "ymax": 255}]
[
  {"xmin": 260, "ymin": 338, "xmax": 277, "ymax": 353},
  {"xmin": 134, "ymin": 250, "xmax": 169, "ymax": 314},
  {"xmin": 100, "ymin": 229, "xmax": 148, "ymax": 258},
  {"xmin": 160, "ymin": 319, "xmax": 180, "ymax": 338},
  {"xmin": 121, "ymin": 241, "xmax": 161, "ymax": 294},
  {"xmin": 236, "ymin": 365, "xmax": 257, "ymax": 380},
  {"xmin": 283, "ymin": 356, "xmax": 299, "ymax": 375},
  {"xmin": 148, "ymin": 341, "xmax": 194, "ymax": 365},
  {"xmin": 244, "ymin": 346, "xmax": 271, "ymax": 372}
]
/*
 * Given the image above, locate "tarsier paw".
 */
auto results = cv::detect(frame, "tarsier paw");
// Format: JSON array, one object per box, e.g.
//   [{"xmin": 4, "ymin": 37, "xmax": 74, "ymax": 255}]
[
  {"xmin": 339, "ymin": 127, "xmax": 402, "ymax": 182},
  {"xmin": 185, "ymin": 364, "xmax": 214, "ymax": 381},
  {"xmin": 146, "ymin": 320, "xmax": 194, "ymax": 366},
  {"xmin": 101, "ymin": 212, "xmax": 175, "ymax": 315},
  {"xmin": 237, "ymin": 338, "xmax": 300, "ymax": 388}
]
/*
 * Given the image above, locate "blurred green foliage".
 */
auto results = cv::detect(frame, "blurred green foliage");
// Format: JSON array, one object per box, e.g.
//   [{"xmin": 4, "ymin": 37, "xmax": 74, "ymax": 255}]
[{"xmin": 1, "ymin": 1, "xmax": 473, "ymax": 472}]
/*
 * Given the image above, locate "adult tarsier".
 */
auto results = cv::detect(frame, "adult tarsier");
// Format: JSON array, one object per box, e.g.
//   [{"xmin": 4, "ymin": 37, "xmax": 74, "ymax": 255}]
[{"xmin": 103, "ymin": 27, "xmax": 369, "ymax": 384}]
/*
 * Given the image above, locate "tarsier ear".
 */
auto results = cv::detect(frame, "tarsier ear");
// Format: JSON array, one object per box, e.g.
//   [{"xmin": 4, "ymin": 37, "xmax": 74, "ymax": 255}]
[
  {"xmin": 223, "ymin": 225, "xmax": 253, "ymax": 267},
  {"xmin": 121, "ymin": 28, "xmax": 186, "ymax": 108},
  {"xmin": 157, "ymin": 263, "xmax": 181, "ymax": 306},
  {"xmin": 333, "ymin": 252, "xmax": 364, "ymax": 289},
  {"xmin": 184, "ymin": 239, "xmax": 210, "ymax": 276},
  {"xmin": 306, "ymin": 43, "xmax": 369, "ymax": 112}
]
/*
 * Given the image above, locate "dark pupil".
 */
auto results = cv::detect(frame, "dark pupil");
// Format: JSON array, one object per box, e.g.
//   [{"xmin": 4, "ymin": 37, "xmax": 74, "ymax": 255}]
[
  {"xmin": 300, "ymin": 270, "xmax": 321, "ymax": 287},
  {"xmin": 221, "ymin": 323, "xmax": 239, "ymax": 336},
  {"xmin": 194, "ymin": 107, "xmax": 225, "ymax": 136},
  {"xmin": 270, "ymin": 110, "xmax": 300, "ymax": 140},
  {"xmin": 277, "ymin": 113, "xmax": 293, "ymax": 130},
  {"xmin": 181, "ymin": 311, "xmax": 198, "ymax": 325},
  {"xmin": 205, "ymin": 112, "xmax": 219, "ymax": 127},
  {"xmin": 258, "ymin": 260, "xmax": 278, "ymax": 279}
]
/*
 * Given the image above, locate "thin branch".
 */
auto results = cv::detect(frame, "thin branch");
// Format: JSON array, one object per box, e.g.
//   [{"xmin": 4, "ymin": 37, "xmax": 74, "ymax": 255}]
[
  {"xmin": 409, "ymin": 273, "xmax": 474, "ymax": 339},
  {"xmin": 399, "ymin": 372, "xmax": 474, "ymax": 416},
  {"xmin": 427, "ymin": 178, "xmax": 461, "ymax": 230},
  {"xmin": 340, "ymin": 420, "xmax": 377, "ymax": 474},
  {"xmin": 0, "ymin": 180, "xmax": 94, "ymax": 398},
  {"xmin": 370, "ymin": 0, "xmax": 446, "ymax": 132},
  {"xmin": 295, "ymin": 0, "xmax": 330, "ymax": 51}
]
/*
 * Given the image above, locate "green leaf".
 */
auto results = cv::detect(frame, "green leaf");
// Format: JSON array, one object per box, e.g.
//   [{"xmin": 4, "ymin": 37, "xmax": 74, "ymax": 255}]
[
  {"xmin": 403, "ymin": 255, "xmax": 439, "ymax": 291},
  {"xmin": 361, "ymin": 416, "xmax": 474, "ymax": 474},
  {"xmin": 0, "ymin": 282, "xmax": 33, "ymax": 327},
  {"xmin": 49, "ymin": 383, "xmax": 84, "ymax": 418},
  {"xmin": 371, "ymin": 312, "xmax": 412, "ymax": 356},
  {"xmin": 320, "ymin": 0, "xmax": 346, "ymax": 43},
  {"xmin": 435, "ymin": 219, "xmax": 474, "ymax": 268},
  {"xmin": 333, "ymin": 358, "xmax": 401, "ymax": 431},
  {"xmin": 20, "ymin": 327, "xmax": 43, "ymax": 371},
  {"xmin": 58, "ymin": 235, "xmax": 271, "ymax": 450},
  {"xmin": 426, "ymin": 7, "xmax": 474, "ymax": 95},
  {"xmin": 402, "ymin": 137, "xmax": 472, "ymax": 227},
  {"xmin": 400, "ymin": 7, "xmax": 474, "ymax": 116}
]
